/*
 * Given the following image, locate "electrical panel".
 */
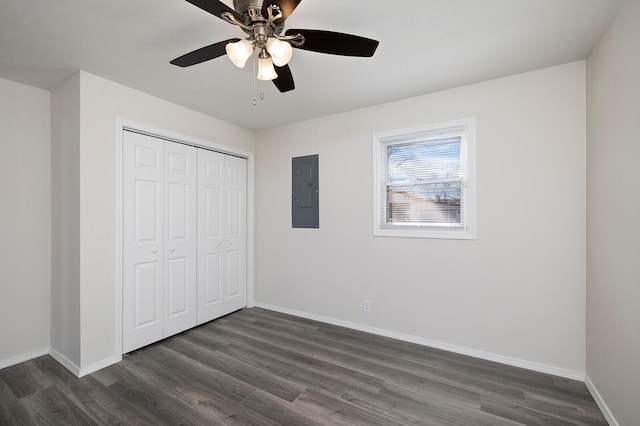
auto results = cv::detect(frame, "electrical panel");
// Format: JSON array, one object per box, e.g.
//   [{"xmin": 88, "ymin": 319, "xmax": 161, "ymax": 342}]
[{"xmin": 292, "ymin": 154, "xmax": 319, "ymax": 228}]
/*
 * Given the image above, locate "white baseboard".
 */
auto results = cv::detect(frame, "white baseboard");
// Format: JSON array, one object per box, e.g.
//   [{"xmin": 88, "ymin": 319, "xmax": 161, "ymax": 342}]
[
  {"xmin": 78, "ymin": 356, "xmax": 117, "ymax": 377},
  {"xmin": 48, "ymin": 347, "xmax": 81, "ymax": 377},
  {"xmin": 585, "ymin": 375, "xmax": 617, "ymax": 426},
  {"xmin": 0, "ymin": 347, "xmax": 49, "ymax": 370},
  {"xmin": 255, "ymin": 303, "xmax": 585, "ymax": 381},
  {"xmin": 49, "ymin": 347, "xmax": 118, "ymax": 378}
]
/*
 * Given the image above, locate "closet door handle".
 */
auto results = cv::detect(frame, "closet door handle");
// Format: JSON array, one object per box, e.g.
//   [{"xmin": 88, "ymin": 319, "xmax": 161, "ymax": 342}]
[
  {"xmin": 170, "ymin": 246, "xmax": 176, "ymax": 252},
  {"xmin": 151, "ymin": 248, "xmax": 158, "ymax": 254}
]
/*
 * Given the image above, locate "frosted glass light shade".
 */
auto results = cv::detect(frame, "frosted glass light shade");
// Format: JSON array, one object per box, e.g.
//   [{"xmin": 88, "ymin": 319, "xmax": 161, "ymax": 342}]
[
  {"xmin": 257, "ymin": 56, "xmax": 278, "ymax": 80},
  {"xmin": 266, "ymin": 38, "xmax": 293, "ymax": 67},
  {"xmin": 225, "ymin": 39, "xmax": 254, "ymax": 68}
]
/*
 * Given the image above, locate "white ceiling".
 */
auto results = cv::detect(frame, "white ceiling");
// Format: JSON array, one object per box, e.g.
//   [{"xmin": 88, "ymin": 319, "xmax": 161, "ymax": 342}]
[{"xmin": 0, "ymin": 0, "xmax": 622, "ymax": 131}]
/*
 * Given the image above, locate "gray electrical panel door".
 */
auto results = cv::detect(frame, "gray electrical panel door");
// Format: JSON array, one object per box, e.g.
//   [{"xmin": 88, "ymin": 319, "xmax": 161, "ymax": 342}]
[{"xmin": 292, "ymin": 155, "xmax": 319, "ymax": 228}]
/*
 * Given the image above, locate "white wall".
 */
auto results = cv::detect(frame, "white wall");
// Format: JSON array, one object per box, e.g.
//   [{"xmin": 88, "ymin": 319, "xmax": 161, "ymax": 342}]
[
  {"xmin": 0, "ymin": 77, "xmax": 51, "ymax": 366},
  {"xmin": 256, "ymin": 62, "xmax": 587, "ymax": 375},
  {"xmin": 75, "ymin": 71, "xmax": 255, "ymax": 370},
  {"xmin": 50, "ymin": 73, "xmax": 81, "ymax": 367},
  {"xmin": 586, "ymin": 0, "xmax": 640, "ymax": 424}
]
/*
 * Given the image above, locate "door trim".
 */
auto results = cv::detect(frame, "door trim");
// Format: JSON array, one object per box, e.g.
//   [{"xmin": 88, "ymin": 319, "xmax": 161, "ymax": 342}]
[{"xmin": 114, "ymin": 118, "xmax": 255, "ymax": 361}]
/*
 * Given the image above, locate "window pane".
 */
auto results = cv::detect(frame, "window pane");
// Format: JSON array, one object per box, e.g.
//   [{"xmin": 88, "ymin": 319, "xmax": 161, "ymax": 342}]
[
  {"xmin": 387, "ymin": 138, "xmax": 461, "ymax": 184},
  {"xmin": 386, "ymin": 182, "xmax": 462, "ymax": 225}
]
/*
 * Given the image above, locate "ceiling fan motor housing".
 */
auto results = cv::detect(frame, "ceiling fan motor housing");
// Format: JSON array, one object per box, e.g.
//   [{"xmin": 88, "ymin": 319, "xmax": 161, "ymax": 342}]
[
  {"xmin": 233, "ymin": 0, "xmax": 264, "ymax": 18},
  {"xmin": 232, "ymin": 0, "xmax": 286, "ymax": 38}
]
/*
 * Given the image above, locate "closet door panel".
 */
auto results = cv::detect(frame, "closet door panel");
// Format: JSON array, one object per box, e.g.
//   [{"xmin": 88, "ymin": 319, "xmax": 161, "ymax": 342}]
[
  {"xmin": 203, "ymin": 185, "xmax": 223, "ymax": 310},
  {"xmin": 133, "ymin": 262, "xmax": 162, "ymax": 327},
  {"xmin": 197, "ymin": 150, "xmax": 225, "ymax": 324},
  {"xmin": 204, "ymin": 252, "xmax": 222, "ymax": 303},
  {"xmin": 123, "ymin": 132, "xmax": 164, "ymax": 353},
  {"xmin": 167, "ymin": 257, "xmax": 188, "ymax": 316},
  {"xmin": 225, "ymin": 155, "xmax": 247, "ymax": 312},
  {"xmin": 164, "ymin": 143, "xmax": 197, "ymax": 337},
  {"xmin": 226, "ymin": 249, "xmax": 241, "ymax": 297}
]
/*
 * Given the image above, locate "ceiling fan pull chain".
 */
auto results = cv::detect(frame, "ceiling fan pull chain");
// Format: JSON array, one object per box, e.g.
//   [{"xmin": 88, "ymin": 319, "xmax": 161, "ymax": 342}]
[{"xmin": 253, "ymin": 54, "xmax": 257, "ymax": 105}]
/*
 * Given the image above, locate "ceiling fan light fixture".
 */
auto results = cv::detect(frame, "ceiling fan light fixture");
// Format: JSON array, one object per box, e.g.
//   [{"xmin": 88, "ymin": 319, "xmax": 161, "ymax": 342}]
[
  {"xmin": 171, "ymin": 0, "xmax": 380, "ymax": 96},
  {"xmin": 257, "ymin": 55, "xmax": 278, "ymax": 81},
  {"xmin": 225, "ymin": 39, "xmax": 254, "ymax": 68},
  {"xmin": 266, "ymin": 37, "xmax": 293, "ymax": 67}
]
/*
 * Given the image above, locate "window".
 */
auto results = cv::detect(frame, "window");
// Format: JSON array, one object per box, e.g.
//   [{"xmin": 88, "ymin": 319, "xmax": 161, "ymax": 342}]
[{"xmin": 373, "ymin": 119, "xmax": 476, "ymax": 239}]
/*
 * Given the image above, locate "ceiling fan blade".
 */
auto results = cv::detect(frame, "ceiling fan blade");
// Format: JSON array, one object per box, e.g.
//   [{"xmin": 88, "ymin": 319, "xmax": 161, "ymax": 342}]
[
  {"xmin": 262, "ymin": 0, "xmax": 302, "ymax": 25},
  {"xmin": 185, "ymin": 0, "xmax": 244, "ymax": 23},
  {"xmin": 285, "ymin": 29, "xmax": 379, "ymax": 57},
  {"xmin": 273, "ymin": 64, "xmax": 295, "ymax": 92},
  {"xmin": 170, "ymin": 38, "xmax": 240, "ymax": 67}
]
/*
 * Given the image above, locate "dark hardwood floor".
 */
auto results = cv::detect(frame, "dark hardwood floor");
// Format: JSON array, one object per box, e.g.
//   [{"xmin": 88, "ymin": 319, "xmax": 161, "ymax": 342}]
[{"xmin": 0, "ymin": 308, "xmax": 607, "ymax": 425}]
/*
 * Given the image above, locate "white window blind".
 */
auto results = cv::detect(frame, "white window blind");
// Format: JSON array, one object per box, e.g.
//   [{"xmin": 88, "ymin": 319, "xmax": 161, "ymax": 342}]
[{"xmin": 373, "ymin": 120, "xmax": 476, "ymax": 239}]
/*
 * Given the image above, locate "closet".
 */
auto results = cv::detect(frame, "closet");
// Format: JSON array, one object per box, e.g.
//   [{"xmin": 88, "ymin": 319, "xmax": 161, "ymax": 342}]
[{"xmin": 122, "ymin": 130, "xmax": 247, "ymax": 353}]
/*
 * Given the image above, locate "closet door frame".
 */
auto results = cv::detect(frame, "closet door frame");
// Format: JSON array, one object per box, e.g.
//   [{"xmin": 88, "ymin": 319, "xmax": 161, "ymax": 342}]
[{"xmin": 115, "ymin": 119, "xmax": 254, "ymax": 361}]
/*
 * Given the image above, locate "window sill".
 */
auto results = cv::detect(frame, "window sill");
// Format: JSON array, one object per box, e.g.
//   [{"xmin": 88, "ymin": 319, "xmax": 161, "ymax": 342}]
[{"xmin": 373, "ymin": 226, "xmax": 476, "ymax": 240}]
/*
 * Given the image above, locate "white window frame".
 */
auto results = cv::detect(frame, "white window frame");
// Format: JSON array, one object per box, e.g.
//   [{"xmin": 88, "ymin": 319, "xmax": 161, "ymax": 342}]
[{"xmin": 372, "ymin": 118, "xmax": 476, "ymax": 240}]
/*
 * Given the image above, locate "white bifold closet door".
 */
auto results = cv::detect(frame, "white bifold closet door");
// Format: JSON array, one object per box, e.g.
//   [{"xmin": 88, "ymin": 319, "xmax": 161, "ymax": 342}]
[
  {"xmin": 197, "ymin": 149, "xmax": 247, "ymax": 324},
  {"xmin": 123, "ymin": 131, "xmax": 197, "ymax": 353}
]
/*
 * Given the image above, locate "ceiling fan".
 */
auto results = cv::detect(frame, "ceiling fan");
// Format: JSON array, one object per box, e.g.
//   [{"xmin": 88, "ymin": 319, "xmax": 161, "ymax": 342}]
[{"xmin": 170, "ymin": 0, "xmax": 380, "ymax": 94}]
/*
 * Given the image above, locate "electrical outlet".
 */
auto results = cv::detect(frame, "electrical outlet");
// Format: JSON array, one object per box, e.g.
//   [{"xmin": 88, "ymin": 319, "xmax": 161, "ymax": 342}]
[{"xmin": 362, "ymin": 299, "xmax": 371, "ymax": 313}]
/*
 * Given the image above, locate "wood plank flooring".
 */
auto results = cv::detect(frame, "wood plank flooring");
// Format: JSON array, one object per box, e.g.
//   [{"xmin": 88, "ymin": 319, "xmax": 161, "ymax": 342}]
[{"xmin": 0, "ymin": 307, "xmax": 608, "ymax": 425}]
